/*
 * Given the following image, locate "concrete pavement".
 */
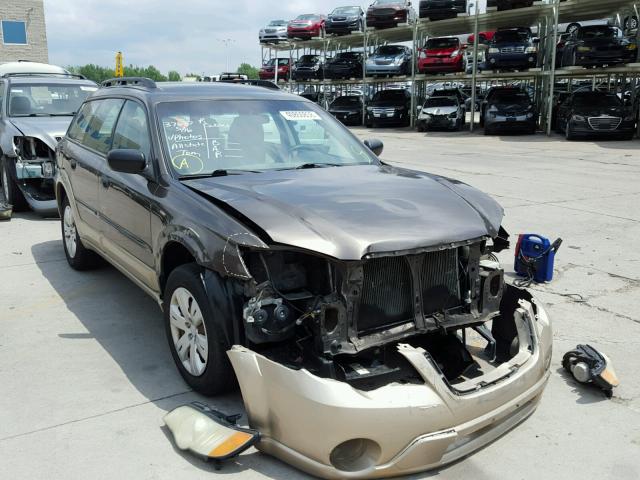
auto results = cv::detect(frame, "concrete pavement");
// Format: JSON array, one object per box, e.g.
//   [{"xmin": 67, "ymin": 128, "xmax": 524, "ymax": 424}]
[{"xmin": 1, "ymin": 129, "xmax": 639, "ymax": 479}]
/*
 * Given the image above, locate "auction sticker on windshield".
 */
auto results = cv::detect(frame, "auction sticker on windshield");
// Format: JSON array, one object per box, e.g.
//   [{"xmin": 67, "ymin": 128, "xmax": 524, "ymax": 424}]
[{"xmin": 280, "ymin": 111, "xmax": 322, "ymax": 121}]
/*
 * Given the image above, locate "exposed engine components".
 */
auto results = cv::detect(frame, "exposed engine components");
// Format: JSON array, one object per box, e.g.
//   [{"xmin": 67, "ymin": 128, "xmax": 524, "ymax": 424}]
[
  {"xmin": 563, "ymin": 344, "xmax": 619, "ymax": 398},
  {"xmin": 242, "ymin": 283, "xmax": 298, "ymax": 344}
]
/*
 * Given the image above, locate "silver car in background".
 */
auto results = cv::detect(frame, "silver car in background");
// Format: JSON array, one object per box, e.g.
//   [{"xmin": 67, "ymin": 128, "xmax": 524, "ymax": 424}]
[
  {"xmin": 259, "ymin": 19, "xmax": 289, "ymax": 43},
  {"xmin": 0, "ymin": 62, "xmax": 96, "ymax": 215}
]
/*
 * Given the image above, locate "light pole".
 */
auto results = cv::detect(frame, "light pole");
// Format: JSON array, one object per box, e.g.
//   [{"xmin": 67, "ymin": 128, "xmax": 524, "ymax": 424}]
[{"xmin": 217, "ymin": 38, "xmax": 236, "ymax": 72}]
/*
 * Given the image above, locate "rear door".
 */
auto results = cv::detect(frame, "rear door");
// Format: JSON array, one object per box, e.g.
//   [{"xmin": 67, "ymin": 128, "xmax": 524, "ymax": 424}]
[
  {"xmin": 61, "ymin": 98, "xmax": 124, "ymax": 241},
  {"xmin": 99, "ymin": 99, "xmax": 156, "ymax": 290}
]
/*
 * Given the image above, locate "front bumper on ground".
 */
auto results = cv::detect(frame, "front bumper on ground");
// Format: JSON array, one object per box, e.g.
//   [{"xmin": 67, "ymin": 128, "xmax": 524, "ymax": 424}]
[{"xmin": 228, "ymin": 296, "xmax": 552, "ymax": 479}]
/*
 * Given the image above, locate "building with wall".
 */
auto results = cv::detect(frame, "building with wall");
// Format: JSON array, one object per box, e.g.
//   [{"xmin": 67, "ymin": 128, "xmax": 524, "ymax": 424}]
[{"xmin": 0, "ymin": 0, "xmax": 48, "ymax": 63}]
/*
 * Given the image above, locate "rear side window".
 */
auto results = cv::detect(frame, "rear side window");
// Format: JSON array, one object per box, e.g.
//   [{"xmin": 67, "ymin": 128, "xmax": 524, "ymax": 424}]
[
  {"xmin": 68, "ymin": 99, "xmax": 124, "ymax": 154},
  {"xmin": 112, "ymin": 101, "xmax": 151, "ymax": 160}
]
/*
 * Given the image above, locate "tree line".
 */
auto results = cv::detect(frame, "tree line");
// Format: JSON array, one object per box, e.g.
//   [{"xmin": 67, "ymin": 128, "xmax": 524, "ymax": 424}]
[{"xmin": 67, "ymin": 63, "xmax": 261, "ymax": 83}]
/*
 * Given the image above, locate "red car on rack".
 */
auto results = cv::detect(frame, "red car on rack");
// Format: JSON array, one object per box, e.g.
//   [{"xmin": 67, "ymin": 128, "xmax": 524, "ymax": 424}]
[
  {"xmin": 418, "ymin": 37, "xmax": 466, "ymax": 73},
  {"xmin": 287, "ymin": 14, "xmax": 326, "ymax": 40},
  {"xmin": 258, "ymin": 58, "xmax": 291, "ymax": 80}
]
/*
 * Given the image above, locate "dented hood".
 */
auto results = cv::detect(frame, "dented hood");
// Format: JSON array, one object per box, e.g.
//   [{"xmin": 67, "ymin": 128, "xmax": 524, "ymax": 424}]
[
  {"xmin": 183, "ymin": 164, "xmax": 503, "ymax": 260},
  {"xmin": 10, "ymin": 117, "xmax": 72, "ymax": 150}
]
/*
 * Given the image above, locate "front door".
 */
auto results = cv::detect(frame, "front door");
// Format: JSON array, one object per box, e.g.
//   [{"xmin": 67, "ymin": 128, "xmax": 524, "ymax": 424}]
[{"xmin": 99, "ymin": 100, "xmax": 156, "ymax": 290}]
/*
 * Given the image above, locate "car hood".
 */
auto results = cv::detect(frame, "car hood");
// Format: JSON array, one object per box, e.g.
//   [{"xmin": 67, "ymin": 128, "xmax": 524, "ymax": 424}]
[
  {"xmin": 424, "ymin": 106, "xmax": 457, "ymax": 115},
  {"xmin": 370, "ymin": 100, "xmax": 406, "ymax": 107},
  {"xmin": 183, "ymin": 164, "xmax": 503, "ymax": 259},
  {"xmin": 425, "ymin": 47, "xmax": 458, "ymax": 55},
  {"xmin": 9, "ymin": 116, "xmax": 72, "ymax": 150},
  {"xmin": 573, "ymin": 105, "xmax": 625, "ymax": 116},
  {"xmin": 329, "ymin": 105, "xmax": 362, "ymax": 112}
]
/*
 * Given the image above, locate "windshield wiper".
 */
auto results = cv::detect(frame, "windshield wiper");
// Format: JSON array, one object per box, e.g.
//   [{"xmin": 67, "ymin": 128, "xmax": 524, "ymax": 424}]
[
  {"xmin": 180, "ymin": 169, "xmax": 261, "ymax": 179},
  {"xmin": 294, "ymin": 162, "xmax": 343, "ymax": 169}
]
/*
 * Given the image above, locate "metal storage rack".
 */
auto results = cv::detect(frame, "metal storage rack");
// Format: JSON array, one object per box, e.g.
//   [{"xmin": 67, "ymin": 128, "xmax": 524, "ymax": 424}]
[{"xmin": 261, "ymin": 0, "xmax": 640, "ymax": 135}]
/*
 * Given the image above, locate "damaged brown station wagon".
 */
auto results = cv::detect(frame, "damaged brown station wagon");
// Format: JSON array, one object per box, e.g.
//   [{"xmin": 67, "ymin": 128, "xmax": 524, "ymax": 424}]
[{"xmin": 55, "ymin": 78, "xmax": 552, "ymax": 479}]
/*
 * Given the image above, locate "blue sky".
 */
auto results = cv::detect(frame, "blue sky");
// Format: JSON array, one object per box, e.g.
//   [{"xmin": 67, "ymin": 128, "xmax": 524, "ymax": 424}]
[{"xmin": 44, "ymin": 0, "xmax": 350, "ymax": 75}]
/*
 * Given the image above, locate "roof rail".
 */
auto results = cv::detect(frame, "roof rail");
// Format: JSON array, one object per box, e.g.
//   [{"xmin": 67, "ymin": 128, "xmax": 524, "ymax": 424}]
[
  {"xmin": 219, "ymin": 79, "xmax": 280, "ymax": 90},
  {"xmin": 101, "ymin": 77, "xmax": 157, "ymax": 89},
  {"xmin": 1, "ymin": 72, "xmax": 87, "ymax": 79}
]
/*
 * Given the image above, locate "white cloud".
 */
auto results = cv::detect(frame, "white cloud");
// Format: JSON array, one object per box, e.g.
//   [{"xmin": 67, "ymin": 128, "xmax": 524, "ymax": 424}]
[{"xmin": 43, "ymin": 0, "xmax": 351, "ymax": 75}]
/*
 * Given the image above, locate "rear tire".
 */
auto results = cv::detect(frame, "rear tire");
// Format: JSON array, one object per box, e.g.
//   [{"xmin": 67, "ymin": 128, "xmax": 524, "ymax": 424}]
[
  {"xmin": 164, "ymin": 263, "xmax": 236, "ymax": 396},
  {"xmin": 1, "ymin": 156, "xmax": 28, "ymax": 211},
  {"xmin": 61, "ymin": 196, "xmax": 100, "ymax": 270}
]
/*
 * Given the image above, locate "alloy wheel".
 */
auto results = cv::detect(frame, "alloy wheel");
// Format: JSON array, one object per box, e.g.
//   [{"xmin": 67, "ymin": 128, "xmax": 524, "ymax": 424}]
[
  {"xmin": 169, "ymin": 287, "xmax": 208, "ymax": 376},
  {"xmin": 63, "ymin": 205, "xmax": 78, "ymax": 258}
]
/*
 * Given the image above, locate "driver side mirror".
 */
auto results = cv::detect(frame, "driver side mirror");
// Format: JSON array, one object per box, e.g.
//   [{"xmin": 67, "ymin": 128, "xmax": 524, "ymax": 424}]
[
  {"xmin": 364, "ymin": 138, "xmax": 384, "ymax": 156},
  {"xmin": 107, "ymin": 149, "xmax": 146, "ymax": 174}
]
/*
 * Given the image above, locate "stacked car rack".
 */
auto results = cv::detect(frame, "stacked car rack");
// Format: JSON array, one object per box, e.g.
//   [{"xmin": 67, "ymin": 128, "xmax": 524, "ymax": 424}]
[{"xmin": 260, "ymin": 0, "xmax": 640, "ymax": 136}]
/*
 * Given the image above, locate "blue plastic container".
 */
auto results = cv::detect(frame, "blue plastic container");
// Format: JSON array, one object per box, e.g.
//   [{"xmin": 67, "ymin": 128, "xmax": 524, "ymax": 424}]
[{"xmin": 514, "ymin": 234, "xmax": 556, "ymax": 283}]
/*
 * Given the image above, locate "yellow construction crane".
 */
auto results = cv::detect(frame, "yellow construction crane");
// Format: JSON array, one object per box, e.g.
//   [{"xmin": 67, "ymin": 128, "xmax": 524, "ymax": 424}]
[{"xmin": 115, "ymin": 51, "xmax": 124, "ymax": 77}]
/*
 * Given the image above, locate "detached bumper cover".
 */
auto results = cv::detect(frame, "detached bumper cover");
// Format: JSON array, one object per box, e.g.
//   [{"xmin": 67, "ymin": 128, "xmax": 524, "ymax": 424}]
[{"xmin": 228, "ymin": 297, "xmax": 552, "ymax": 479}]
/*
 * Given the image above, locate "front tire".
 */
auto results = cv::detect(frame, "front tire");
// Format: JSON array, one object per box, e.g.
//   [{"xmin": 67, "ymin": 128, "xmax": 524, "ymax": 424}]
[
  {"xmin": 164, "ymin": 263, "xmax": 236, "ymax": 396},
  {"xmin": 1, "ymin": 156, "xmax": 27, "ymax": 211},
  {"xmin": 565, "ymin": 121, "xmax": 576, "ymax": 141},
  {"xmin": 61, "ymin": 196, "xmax": 100, "ymax": 270}
]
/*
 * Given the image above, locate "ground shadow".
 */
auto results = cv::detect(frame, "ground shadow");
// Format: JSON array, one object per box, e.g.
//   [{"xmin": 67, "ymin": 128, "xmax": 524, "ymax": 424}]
[
  {"xmin": 555, "ymin": 367, "xmax": 610, "ymax": 405},
  {"xmin": 30, "ymin": 240, "xmax": 317, "ymax": 479}
]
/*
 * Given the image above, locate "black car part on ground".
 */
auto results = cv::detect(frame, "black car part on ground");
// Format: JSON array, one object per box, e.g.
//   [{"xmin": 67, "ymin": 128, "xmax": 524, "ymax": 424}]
[
  {"xmin": 419, "ymin": 0, "xmax": 466, "ymax": 20},
  {"xmin": 563, "ymin": 345, "xmax": 619, "ymax": 397}
]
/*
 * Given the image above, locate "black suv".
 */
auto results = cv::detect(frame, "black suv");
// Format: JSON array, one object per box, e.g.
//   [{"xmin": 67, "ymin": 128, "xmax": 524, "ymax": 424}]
[
  {"xmin": 365, "ymin": 88, "xmax": 412, "ymax": 127},
  {"xmin": 323, "ymin": 52, "xmax": 364, "ymax": 79},
  {"xmin": 292, "ymin": 54, "xmax": 324, "ymax": 80}
]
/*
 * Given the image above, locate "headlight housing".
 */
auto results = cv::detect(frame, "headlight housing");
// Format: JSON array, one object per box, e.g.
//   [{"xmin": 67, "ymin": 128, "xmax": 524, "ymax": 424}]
[
  {"xmin": 573, "ymin": 114, "xmax": 586, "ymax": 122},
  {"xmin": 525, "ymin": 46, "xmax": 537, "ymax": 53},
  {"xmin": 489, "ymin": 47, "xmax": 499, "ymax": 54},
  {"xmin": 450, "ymin": 49, "xmax": 460, "ymax": 57},
  {"xmin": 577, "ymin": 46, "xmax": 592, "ymax": 52}
]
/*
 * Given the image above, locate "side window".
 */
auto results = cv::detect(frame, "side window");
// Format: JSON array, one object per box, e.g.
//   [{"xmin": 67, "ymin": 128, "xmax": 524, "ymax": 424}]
[
  {"xmin": 111, "ymin": 101, "xmax": 151, "ymax": 160},
  {"xmin": 67, "ymin": 101, "xmax": 93, "ymax": 141},
  {"xmin": 71, "ymin": 99, "xmax": 124, "ymax": 154}
]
